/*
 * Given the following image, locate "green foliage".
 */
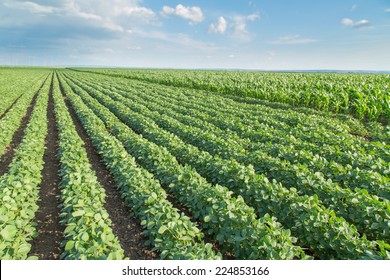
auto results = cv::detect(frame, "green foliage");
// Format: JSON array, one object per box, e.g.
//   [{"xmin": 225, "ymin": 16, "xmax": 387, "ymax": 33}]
[
  {"xmin": 62, "ymin": 74, "xmax": 308, "ymax": 260},
  {"xmin": 58, "ymin": 73, "xmax": 221, "ymax": 260},
  {"xmin": 0, "ymin": 73, "xmax": 51, "ymax": 156},
  {"xmin": 52, "ymin": 75, "xmax": 126, "ymax": 260},
  {"xmin": 0, "ymin": 74, "xmax": 51, "ymax": 259},
  {"xmin": 66, "ymin": 72, "xmax": 388, "ymax": 259},
  {"xmin": 2, "ymin": 67, "xmax": 388, "ymax": 260},
  {"xmin": 0, "ymin": 68, "xmax": 49, "ymax": 117},
  {"xmin": 70, "ymin": 68, "xmax": 390, "ymax": 124}
]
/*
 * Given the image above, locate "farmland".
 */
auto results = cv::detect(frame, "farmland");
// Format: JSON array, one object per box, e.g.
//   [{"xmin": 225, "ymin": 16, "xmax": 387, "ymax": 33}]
[{"xmin": 0, "ymin": 67, "xmax": 389, "ymax": 260}]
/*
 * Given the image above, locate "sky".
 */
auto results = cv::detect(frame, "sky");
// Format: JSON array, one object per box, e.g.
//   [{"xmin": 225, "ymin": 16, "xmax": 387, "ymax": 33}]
[{"xmin": 0, "ymin": 0, "xmax": 389, "ymax": 70}]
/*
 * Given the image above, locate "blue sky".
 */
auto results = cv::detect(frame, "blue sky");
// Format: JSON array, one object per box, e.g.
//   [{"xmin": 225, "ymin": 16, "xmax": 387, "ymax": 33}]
[{"xmin": 0, "ymin": 0, "xmax": 389, "ymax": 70}]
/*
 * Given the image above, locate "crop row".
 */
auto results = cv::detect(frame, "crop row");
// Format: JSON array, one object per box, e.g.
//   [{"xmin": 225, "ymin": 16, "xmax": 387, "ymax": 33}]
[
  {"xmin": 0, "ymin": 74, "xmax": 51, "ymax": 259},
  {"xmin": 57, "ymin": 73, "xmax": 221, "ymax": 260},
  {"xmin": 69, "ymin": 68, "xmax": 390, "ymax": 123},
  {"xmin": 0, "ymin": 69, "xmax": 48, "ymax": 117},
  {"xmin": 69, "ymin": 72, "xmax": 389, "ymax": 180},
  {"xmin": 61, "ymin": 73, "xmax": 308, "ymax": 260},
  {"xmin": 114, "ymin": 94, "xmax": 389, "ymax": 240},
  {"xmin": 62, "ymin": 74, "xmax": 389, "ymax": 259},
  {"xmin": 65, "ymin": 73, "xmax": 389, "ymax": 241},
  {"xmin": 81, "ymin": 75, "xmax": 389, "ymax": 200},
  {"xmin": 0, "ymin": 74, "xmax": 50, "ymax": 157},
  {"xmin": 52, "ymin": 74, "xmax": 126, "ymax": 260},
  {"xmin": 124, "ymin": 84, "xmax": 389, "ymax": 199},
  {"xmin": 134, "ymin": 98, "xmax": 389, "ymax": 241}
]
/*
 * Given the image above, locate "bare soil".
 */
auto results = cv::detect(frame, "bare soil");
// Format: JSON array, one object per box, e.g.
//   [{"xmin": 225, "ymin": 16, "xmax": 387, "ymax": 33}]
[{"xmin": 29, "ymin": 75, "xmax": 65, "ymax": 259}]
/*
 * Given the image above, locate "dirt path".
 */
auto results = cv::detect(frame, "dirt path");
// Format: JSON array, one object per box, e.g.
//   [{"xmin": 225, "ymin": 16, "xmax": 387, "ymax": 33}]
[{"xmin": 28, "ymin": 74, "xmax": 65, "ymax": 259}]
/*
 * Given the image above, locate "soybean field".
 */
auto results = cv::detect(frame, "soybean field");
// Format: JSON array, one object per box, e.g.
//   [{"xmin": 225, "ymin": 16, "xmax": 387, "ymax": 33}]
[{"xmin": 0, "ymin": 67, "xmax": 389, "ymax": 260}]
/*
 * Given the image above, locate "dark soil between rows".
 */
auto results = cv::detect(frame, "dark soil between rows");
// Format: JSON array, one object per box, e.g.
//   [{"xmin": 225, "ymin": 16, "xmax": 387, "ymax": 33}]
[
  {"xmin": 0, "ymin": 74, "xmax": 50, "ymax": 177},
  {"xmin": 29, "ymin": 74, "xmax": 65, "ymax": 259},
  {"xmin": 58, "ymin": 74, "xmax": 156, "ymax": 260}
]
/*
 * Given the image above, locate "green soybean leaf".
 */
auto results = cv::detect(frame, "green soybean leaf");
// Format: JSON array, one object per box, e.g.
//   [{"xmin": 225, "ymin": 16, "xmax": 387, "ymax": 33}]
[{"xmin": 158, "ymin": 225, "xmax": 168, "ymax": 234}]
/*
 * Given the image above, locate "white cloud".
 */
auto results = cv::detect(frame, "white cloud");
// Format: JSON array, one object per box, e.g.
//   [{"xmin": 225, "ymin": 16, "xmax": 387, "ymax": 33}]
[
  {"xmin": 247, "ymin": 13, "xmax": 260, "ymax": 21},
  {"xmin": 4, "ymin": 1, "xmax": 57, "ymax": 14},
  {"xmin": 341, "ymin": 18, "xmax": 354, "ymax": 26},
  {"xmin": 161, "ymin": 6, "xmax": 174, "ymax": 15},
  {"xmin": 62, "ymin": 1, "xmax": 96, "ymax": 18},
  {"xmin": 9, "ymin": 0, "xmax": 154, "ymax": 37},
  {"xmin": 56, "ymin": 0, "xmax": 158, "ymax": 32},
  {"xmin": 40, "ymin": 0, "xmax": 156, "ymax": 27},
  {"xmin": 233, "ymin": 17, "xmax": 248, "ymax": 34},
  {"xmin": 230, "ymin": 14, "xmax": 259, "ymax": 41},
  {"xmin": 161, "ymin": 4, "xmax": 204, "ymax": 24},
  {"xmin": 120, "ymin": 6, "xmax": 154, "ymax": 17},
  {"xmin": 351, "ymin": 4, "xmax": 357, "ymax": 12},
  {"xmin": 207, "ymin": 13, "xmax": 260, "ymax": 40},
  {"xmin": 112, "ymin": 1, "xmax": 156, "ymax": 22},
  {"xmin": 385, "ymin": 8, "xmax": 390, "ymax": 12},
  {"xmin": 209, "ymin": 16, "xmax": 227, "ymax": 34},
  {"xmin": 341, "ymin": 18, "xmax": 371, "ymax": 29},
  {"xmin": 228, "ymin": 54, "xmax": 235, "ymax": 58},
  {"xmin": 101, "ymin": 21, "xmax": 124, "ymax": 32},
  {"xmin": 75, "ymin": 11, "xmax": 102, "ymax": 21},
  {"xmin": 231, "ymin": 16, "xmax": 250, "ymax": 40},
  {"xmin": 271, "ymin": 35, "xmax": 318, "ymax": 45}
]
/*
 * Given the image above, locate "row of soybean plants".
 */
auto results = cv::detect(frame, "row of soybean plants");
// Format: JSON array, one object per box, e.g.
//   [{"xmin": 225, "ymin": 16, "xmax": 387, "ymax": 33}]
[
  {"xmin": 63, "ymin": 72, "xmax": 389, "ymax": 259},
  {"xmin": 136, "ymin": 76, "xmax": 389, "ymax": 167},
  {"xmin": 0, "ymin": 73, "xmax": 125, "ymax": 260},
  {"xmin": 0, "ymin": 73, "xmax": 51, "ymax": 157},
  {"xmin": 67, "ymin": 71, "xmax": 388, "ymax": 192},
  {"xmin": 78, "ymin": 74, "xmax": 389, "ymax": 200},
  {"xmin": 115, "ymin": 81, "xmax": 389, "ymax": 200},
  {"xmin": 68, "ymin": 71, "xmax": 388, "ymax": 177},
  {"xmin": 0, "ymin": 73, "xmax": 52, "ymax": 259},
  {"xmin": 57, "ymin": 73, "xmax": 221, "ymax": 260},
  {"xmin": 52, "ymin": 74, "xmax": 125, "ymax": 259},
  {"xmin": 67, "ymin": 72, "xmax": 389, "ymax": 242},
  {"xmin": 60, "ymin": 72, "xmax": 308, "ymax": 260},
  {"xmin": 69, "ymin": 68, "xmax": 390, "ymax": 123},
  {"xmin": 79, "ymin": 69, "xmax": 390, "ymax": 141},
  {"xmin": 0, "ymin": 69, "xmax": 49, "ymax": 117},
  {"xmin": 108, "ymin": 84, "xmax": 389, "ymax": 241},
  {"xmin": 1, "ymin": 72, "xmax": 217, "ymax": 260},
  {"xmin": 90, "ymin": 74, "xmax": 390, "ymax": 195},
  {"xmin": 68, "ymin": 73, "xmax": 387, "ymax": 199}
]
